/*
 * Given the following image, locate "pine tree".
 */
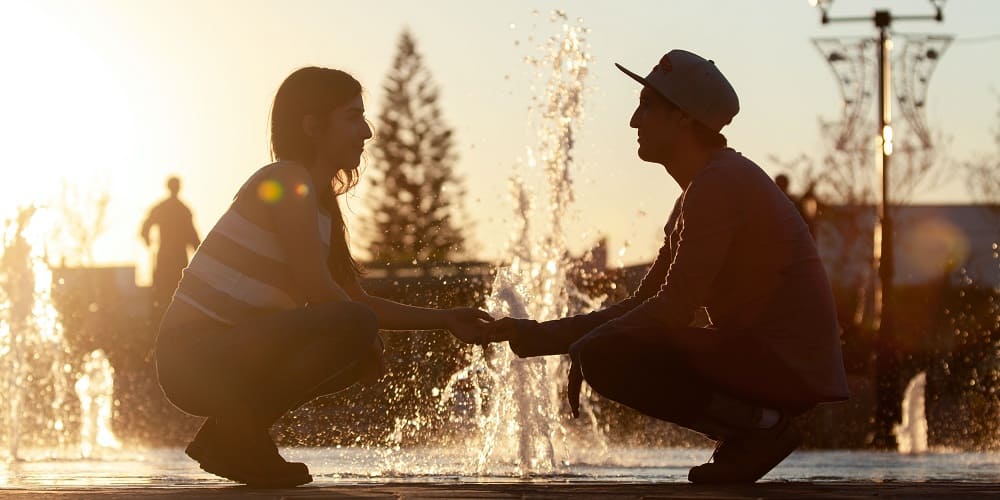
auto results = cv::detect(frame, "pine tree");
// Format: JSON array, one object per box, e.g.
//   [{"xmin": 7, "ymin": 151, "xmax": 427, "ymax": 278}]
[{"xmin": 366, "ymin": 30, "xmax": 466, "ymax": 266}]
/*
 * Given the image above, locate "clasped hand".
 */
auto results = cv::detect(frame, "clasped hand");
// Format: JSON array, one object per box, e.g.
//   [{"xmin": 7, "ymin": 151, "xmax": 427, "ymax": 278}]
[
  {"xmin": 442, "ymin": 307, "xmax": 495, "ymax": 344},
  {"xmin": 443, "ymin": 311, "xmax": 539, "ymax": 346}
]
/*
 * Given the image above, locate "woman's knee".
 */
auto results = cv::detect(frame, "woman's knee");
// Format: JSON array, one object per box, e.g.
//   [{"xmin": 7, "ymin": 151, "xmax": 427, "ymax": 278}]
[{"xmin": 316, "ymin": 301, "xmax": 378, "ymax": 348}]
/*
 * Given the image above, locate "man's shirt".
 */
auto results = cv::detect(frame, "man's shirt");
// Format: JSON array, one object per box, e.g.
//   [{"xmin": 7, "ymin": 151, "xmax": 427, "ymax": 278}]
[{"xmin": 511, "ymin": 148, "xmax": 849, "ymax": 402}]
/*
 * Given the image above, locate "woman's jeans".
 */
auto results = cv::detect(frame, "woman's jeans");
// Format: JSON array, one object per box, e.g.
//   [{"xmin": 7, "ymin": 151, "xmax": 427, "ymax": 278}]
[{"xmin": 155, "ymin": 301, "xmax": 381, "ymax": 426}]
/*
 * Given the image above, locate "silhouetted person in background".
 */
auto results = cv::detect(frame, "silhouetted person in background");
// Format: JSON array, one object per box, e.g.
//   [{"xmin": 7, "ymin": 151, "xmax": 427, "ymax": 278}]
[
  {"xmin": 489, "ymin": 49, "xmax": 848, "ymax": 484},
  {"xmin": 798, "ymin": 183, "xmax": 820, "ymax": 238},
  {"xmin": 775, "ymin": 173, "xmax": 819, "ymax": 238},
  {"xmin": 141, "ymin": 176, "xmax": 200, "ymax": 321},
  {"xmin": 774, "ymin": 173, "xmax": 791, "ymax": 197}
]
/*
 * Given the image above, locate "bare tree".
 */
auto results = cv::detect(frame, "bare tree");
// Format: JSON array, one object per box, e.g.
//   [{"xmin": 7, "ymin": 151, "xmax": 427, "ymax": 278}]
[
  {"xmin": 52, "ymin": 180, "xmax": 110, "ymax": 267},
  {"xmin": 776, "ymin": 115, "xmax": 946, "ymax": 208},
  {"xmin": 962, "ymin": 96, "xmax": 1000, "ymax": 208}
]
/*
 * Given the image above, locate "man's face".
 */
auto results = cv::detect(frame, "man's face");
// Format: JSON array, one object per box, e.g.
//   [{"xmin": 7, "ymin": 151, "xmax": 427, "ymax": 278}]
[{"xmin": 629, "ymin": 87, "xmax": 685, "ymax": 163}]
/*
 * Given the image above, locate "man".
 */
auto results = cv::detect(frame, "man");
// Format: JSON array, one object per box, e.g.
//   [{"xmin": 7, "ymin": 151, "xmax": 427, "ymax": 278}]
[
  {"xmin": 141, "ymin": 176, "xmax": 201, "ymax": 320},
  {"xmin": 775, "ymin": 173, "xmax": 820, "ymax": 238},
  {"xmin": 488, "ymin": 49, "xmax": 848, "ymax": 484},
  {"xmin": 774, "ymin": 173, "xmax": 792, "ymax": 199}
]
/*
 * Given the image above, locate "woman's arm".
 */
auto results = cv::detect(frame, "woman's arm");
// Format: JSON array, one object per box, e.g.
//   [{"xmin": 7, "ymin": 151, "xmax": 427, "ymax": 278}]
[
  {"xmin": 355, "ymin": 294, "xmax": 448, "ymax": 330},
  {"xmin": 267, "ymin": 163, "xmax": 351, "ymax": 303},
  {"xmin": 341, "ymin": 278, "xmax": 492, "ymax": 343}
]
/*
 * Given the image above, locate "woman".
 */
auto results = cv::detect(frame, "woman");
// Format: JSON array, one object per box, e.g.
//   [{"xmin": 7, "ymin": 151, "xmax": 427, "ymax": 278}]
[{"xmin": 155, "ymin": 67, "xmax": 492, "ymax": 487}]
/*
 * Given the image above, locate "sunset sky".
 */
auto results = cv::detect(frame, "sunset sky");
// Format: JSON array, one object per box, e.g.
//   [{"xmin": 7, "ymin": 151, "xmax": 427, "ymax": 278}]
[{"xmin": 1, "ymin": 0, "xmax": 998, "ymax": 285}]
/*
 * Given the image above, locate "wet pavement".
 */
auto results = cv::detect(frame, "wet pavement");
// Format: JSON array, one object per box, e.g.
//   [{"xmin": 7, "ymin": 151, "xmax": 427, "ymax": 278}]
[
  {"xmin": 1, "ymin": 481, "xmax": 1000, "ymax": 499},
  {"xmin": 2, "ymin": 447, "xmax": 999, "ymax": 498}
]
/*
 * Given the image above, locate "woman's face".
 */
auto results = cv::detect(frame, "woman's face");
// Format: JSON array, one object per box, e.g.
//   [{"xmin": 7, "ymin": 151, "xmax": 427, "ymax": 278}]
[{"xmin": 314, "ymin": 94, "xmax": 373, "ymax": 171}]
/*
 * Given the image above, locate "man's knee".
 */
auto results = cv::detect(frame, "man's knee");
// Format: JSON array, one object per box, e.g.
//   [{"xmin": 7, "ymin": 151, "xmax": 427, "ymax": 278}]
[
  {"xmin": 570, "ymin": 324, "xmax": 677, "ymax": 398},
  {"xmin": 570, "ymin": 333, "xmax": 617, "ymax": 395}
]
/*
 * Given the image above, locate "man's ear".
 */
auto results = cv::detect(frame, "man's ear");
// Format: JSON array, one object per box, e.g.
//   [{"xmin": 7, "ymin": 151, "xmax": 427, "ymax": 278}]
[{"xmin": 301, "ymin": 114, "xmax": 321, "ymax": 139}]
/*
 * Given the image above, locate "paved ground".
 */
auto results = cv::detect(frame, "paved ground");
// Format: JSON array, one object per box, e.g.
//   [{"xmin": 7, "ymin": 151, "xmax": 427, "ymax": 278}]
[{"xmin": 1, "ymin": 482, "xmax": 999, "ymax": 499}]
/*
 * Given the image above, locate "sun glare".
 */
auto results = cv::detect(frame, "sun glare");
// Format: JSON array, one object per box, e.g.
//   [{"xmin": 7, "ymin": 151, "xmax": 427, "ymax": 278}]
[{"xmin": 1, "ymin": 3, "xmax": 166, "ymax": 269}]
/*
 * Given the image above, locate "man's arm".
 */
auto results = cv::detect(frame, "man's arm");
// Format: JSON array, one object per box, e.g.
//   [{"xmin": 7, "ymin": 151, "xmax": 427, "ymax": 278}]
[
  {"xmin": 619, "ymin": 169, "xmax": 736, "ymax": 329},
  {"xmin": 504, "ymin": 199, "xmax": 684, "ymax": 357},
  {"xmin": 183, "ymin": 206, "xmax": 201, "ymax": 250},
  {"xmin": 139, "ymin": 205, "xmax": 158, "ymax": 246},
  {"xmin": 507, "ymin": 246, "xmax": 671, "ymax": 357}
]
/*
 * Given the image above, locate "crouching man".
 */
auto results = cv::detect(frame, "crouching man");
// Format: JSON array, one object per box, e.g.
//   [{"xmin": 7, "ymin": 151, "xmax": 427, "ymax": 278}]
[{"xmin": 488, "ymin": 49, "xmax": 849, "ymax": 484}]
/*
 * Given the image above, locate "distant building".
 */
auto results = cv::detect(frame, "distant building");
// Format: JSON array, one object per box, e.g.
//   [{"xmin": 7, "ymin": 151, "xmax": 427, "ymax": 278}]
[
  {"xmin": 53, "ymin": 266, "xmax": 150, "ymax": 321},
  {"xmin": 815, "ymin": 204, "xmax": 1000, "ymax": 288}
]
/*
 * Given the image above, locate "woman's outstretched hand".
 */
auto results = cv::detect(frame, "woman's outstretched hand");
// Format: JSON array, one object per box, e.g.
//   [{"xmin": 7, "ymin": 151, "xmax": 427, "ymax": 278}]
[
  {"xmin": 483, "ymin": 317, "xmax": 541, "ymax": 343},
  {"xmin": 443, "ymin": 307, "xmax": 495, "ymax": 345}
]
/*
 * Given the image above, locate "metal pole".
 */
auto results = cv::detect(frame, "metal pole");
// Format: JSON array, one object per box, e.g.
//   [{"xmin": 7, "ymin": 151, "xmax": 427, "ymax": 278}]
[
  {"xmin": 813, "ymin": 0, "xmax": 944, "ymax": 450},
  {"xmin": 872, "ymin": 12, "xmax": 900, "ymax": 449}
]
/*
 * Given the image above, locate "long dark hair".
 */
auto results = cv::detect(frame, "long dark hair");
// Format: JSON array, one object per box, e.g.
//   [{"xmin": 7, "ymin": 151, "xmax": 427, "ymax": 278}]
[{"xmin": 270, "ymin": 66, "xmax": 363, "ymax": 283}]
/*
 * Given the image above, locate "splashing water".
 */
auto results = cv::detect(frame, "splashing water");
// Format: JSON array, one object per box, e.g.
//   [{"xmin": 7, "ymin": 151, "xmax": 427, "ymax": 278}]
[
  {"xmin": 0, "ymin": 207, "xmax": 120, "ymax": 459},
  {"xmin": 434, "ymin": 12, "xmax": 608, "ymax": 476},
  {"xmin": 75, "ymin": 349, "xmax": 122, "ymax": 458},
  {"xmin": 895, "ymin": 371, "xmax": 928, "ymax": 454}
]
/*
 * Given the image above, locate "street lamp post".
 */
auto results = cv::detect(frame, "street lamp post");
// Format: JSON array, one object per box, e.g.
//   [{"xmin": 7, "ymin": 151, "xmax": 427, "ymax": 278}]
[{"xmin": 811, "ymin": 0, "xmax": 946, "ymax": 449}]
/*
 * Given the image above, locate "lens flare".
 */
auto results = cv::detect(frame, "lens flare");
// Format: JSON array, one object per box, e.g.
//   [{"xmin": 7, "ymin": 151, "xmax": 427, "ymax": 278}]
[
  {"xmin": 257, "ymin": 180, "xmax": 284, "ymax": 204},
  {"xmin": 899, "ymin": 216, "xmax": 970, "ymax": 283}
]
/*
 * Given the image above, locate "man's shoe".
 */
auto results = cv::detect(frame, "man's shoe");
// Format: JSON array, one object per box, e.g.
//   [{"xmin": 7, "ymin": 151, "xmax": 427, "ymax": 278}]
[
  {"xmin": 185, "ymin": 419, "xmax": 312, "ymax": 487},
  {"xmin": 688, "ymin": 415, "xmax": 801, "ymax": 484}
]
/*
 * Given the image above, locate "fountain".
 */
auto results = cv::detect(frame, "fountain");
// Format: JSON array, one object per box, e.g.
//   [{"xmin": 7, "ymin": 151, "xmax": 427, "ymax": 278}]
[
  {"xmin": 0, "ymin": 206, "xmax": 120, "ymax": 460},
  {"xmin": 895, "ymin": 371, "xmax": 928, "ymax": 454},
  {"xmin": 432, "ymin": 11, "xmax": 611, "ymax": 476},
  {"xmin": 75, "ymin": 349, "xmax": 122, "ymax": 459}
]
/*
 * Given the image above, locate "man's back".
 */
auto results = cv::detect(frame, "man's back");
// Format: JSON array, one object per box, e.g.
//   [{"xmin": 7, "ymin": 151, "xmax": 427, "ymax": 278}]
[
  {"xmin": 675, "ymin": 148, "xmax": 846, "ymax": 401},
  {"xmin": 146, "ymin": 197, "xmax": 198, "ymax": 256}
]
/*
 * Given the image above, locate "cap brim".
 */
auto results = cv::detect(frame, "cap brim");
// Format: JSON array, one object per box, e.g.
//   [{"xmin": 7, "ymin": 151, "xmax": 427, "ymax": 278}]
[{"xmin": 615, "ymin": 63, "xmax": 649, "ymax": 87}]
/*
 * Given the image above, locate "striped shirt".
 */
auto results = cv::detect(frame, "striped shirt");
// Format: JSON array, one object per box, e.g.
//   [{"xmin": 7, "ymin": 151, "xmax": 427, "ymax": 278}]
[{"xmin": 173, "ymin": 163, "xmax": 331, "ymax": 325}]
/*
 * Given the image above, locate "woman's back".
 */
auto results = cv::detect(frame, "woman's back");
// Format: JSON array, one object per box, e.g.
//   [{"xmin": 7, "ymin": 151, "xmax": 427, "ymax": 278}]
[{"xmin": 162, "ymin": 162, "xmax": 331, "ymax": 329}]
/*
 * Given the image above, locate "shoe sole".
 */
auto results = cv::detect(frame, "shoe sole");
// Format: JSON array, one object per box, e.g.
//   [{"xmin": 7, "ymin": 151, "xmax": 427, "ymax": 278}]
[
  {"xmin": 689, "ymin": 428, "xmax": 803, "ymax": 484},
  {"xmin": 196, "ymin": 458, "xmax": 313, "ymax": 488},
  {"xmin": 187, "ymin": 443, "xmax": 313, "ymax": 487}
]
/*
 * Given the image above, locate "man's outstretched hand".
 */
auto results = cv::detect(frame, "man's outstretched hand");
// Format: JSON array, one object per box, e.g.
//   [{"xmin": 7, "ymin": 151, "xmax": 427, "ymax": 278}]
[{"xmin": 483, "ymin": 317, "xmax": 543, "ymax": 344}]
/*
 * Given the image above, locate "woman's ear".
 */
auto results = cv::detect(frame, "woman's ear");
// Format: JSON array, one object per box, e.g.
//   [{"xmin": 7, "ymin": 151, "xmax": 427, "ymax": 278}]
[{"xmin": 301, "ymin": 114, "xmax": 321, "ymax": 140}]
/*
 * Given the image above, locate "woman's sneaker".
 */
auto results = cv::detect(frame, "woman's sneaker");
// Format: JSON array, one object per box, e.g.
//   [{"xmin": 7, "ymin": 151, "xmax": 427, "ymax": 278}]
[
  {"xmin": 185, "ymin": 418, "xmax": 312, "ymax": 487},
  {"xmin": 687, "ymin": 415, "xmax": 801, "ymax": 484}
]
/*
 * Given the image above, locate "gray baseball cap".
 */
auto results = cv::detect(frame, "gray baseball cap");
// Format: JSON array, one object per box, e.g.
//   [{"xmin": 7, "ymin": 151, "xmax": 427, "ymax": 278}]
[{"xmin": 616, "ymin": 49, "xmax": 739, "ymax": 132}]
